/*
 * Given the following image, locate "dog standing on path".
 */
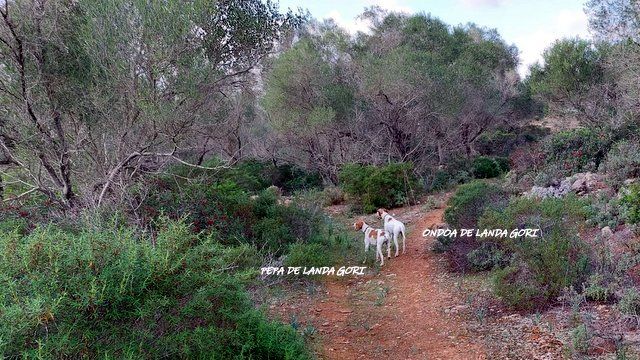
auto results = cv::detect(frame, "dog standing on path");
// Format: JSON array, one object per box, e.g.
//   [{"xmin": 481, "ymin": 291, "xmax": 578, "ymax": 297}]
[
  {"xmin": 353, "ymin": 219, "xmax": 391, "ymax": 266},
  {"xmin": 376, "ymin": 208, "xmax": 406, "ymax": 256}
]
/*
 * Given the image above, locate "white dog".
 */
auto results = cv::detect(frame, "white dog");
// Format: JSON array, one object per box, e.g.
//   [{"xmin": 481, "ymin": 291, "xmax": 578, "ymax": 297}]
[
  {"xmin": 376, "ymin": 208, "xmax": 406, "ymax": 256},
  {"xmin": 353, "ymin": 219, "xmax": 391, "ymax": 266}
]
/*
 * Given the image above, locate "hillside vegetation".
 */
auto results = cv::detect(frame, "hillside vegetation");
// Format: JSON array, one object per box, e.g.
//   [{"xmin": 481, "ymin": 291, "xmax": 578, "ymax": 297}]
[{"xmin": 2, "ymin": 0, "xmax": 640, "ymax": 358}]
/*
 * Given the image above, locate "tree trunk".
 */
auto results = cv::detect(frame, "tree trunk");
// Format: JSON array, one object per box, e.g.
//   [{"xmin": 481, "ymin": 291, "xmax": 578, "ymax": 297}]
[
  {"xmin": 461, "ymin": 124, "xmax": 472, "ymax": 158},
  {"xmin": 437, "ymin": 139, "xmax": 445, "ymax": 166}
]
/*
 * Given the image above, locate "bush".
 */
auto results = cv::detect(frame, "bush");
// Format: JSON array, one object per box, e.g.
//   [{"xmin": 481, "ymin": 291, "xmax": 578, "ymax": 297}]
[
  {"xmin": 618, "ymin": 287, "xmax": 640, "ymax": 324},
  {"xmin": 322, "ymin": 186, "xmax": 345, "ymax": 206},
  {"xmin": 620, "ymin": 183, "xmax": 640, "ymax": 225},
  {"xmin": 571, "ymin": 324, "xmax": 591, "ymax": 355},
  {"xmin": 586, "ymin": 192, "xmax": 624, "ymax": 229},
  {"xmin": 466, "ymin": 243, "xmax": 507, "ymax": 271},
  {"xmin": 339, "ymin": 162, "xmax": 419, "ymax": 213},
  {"xmin": 513, "ymin": 128, "xmax": 612, "ymax": 187},
  {"xmin": 431, "ymin": 234, "xmax": 453, "ymax": 254},
  {"xmin": 471, "ymin": 156, "xmax": 510, "ymax": 179},
  {"xmin": 479, "ymin": 195, "xmax": 592, "ymax": 310},
  {"xmin": 541, "ymin": 128, "xmax": 611, "ymax": 177},
  {"xmin": 475, "ymin": 130, "xmax": 517, "ymax": 157},
  {"xmin": 441, "ymin": 181, "xmax": 508, "ymax": 271},
  {"xmin": 169, "ymin": 158, "xmax": 322, "ymax": 195},
  {"xmin": 444, "ymin": 181, "xmax": 507, "ymax": 229},
  {"xmin": 141, "ymin": 179, "xmax": 325, "ymax": 255},
  {"xmin": 493, "ymin": 266, "xmax": 545, "ymax": 310},
  {"xmin": 424, "ymin": 156, "xmax": 508, "ymax": 193},
  {"xmin": 599, "ymin": 140, "xmax": 640, "ymax": 189},
  {"xmin": 0, "ymin": 220, "xmax": 310, "ymax": 359},
  {"xmin": 425, "ymin": 165, "xmax": 471, "ymax": 192},
  {"xmin": 583, "ymin": 273, "xmax": 613, "ymax": 303},
  {"xmin": 285, "ymin": 243, "xmax": 326, "ymax": 268},
  {"xmin": 476, "ymin": 126, "xmax": 550, "ymax": 157}
]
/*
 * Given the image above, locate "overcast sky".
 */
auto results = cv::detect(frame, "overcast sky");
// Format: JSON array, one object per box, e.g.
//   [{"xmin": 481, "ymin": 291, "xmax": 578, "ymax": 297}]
[{"xmin": 277, "ymin": 0, "xmax": 591, "ymax": 77}]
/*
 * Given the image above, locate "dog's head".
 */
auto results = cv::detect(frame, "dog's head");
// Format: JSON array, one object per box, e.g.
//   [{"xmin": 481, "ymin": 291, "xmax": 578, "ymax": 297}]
[
  {"xmin": 353, "ymin": 219, "xmax": 364, "ymax": 230},
  {"xmin": 376, "ymin": 208, "xmax": 388, "ymax": 219}
]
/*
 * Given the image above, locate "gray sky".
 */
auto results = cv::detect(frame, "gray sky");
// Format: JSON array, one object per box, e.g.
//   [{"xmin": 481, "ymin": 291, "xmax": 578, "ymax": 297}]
[{"xmin": 278, "ymin": 0, "xmax": 591, "ymax": 76}]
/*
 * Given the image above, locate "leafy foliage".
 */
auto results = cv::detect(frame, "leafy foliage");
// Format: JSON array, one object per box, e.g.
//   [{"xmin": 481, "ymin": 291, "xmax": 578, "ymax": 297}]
[
  {"xmin": 142, "ymin": 180, "xmax": 324, "ymax": 255},
  {"xmin": 0, "ymin": 0, "xmax": 302, "ymax": 207},
  {"xmin": 263, "ymin": 11, "xmax": 527, "ymax": 180},
  {"xmin": 529, "ymin": 39, "xmax": 605, "ymax": 101},
  {"xmin": 424, "ymin": 158, "xmax": 473, "ymax": 192},
  {"xmin": 0, "ymin": 220, "xmax": 310, "ymax": 359},
  {"xmin": 620, "ymin": 183, "xmax": 640, "ymax": 225},
  {"xmin": 475, "ymin": 126, "xmax": 549, "ymax": 157},
  {"xmin": 444, "ymin": 181, "xmax": 507, "ymax": 230},
  {"xmin": 339, "ymin": 163, "xmax": 419, "ymax": 213},
  {"xmin": 441, "ymin": 181, "xmax": 508, "ymax": 271},
  {"xmin": 527, "ymin": 128, "xmax": 613, "ymax": 186},
  {"xmin": 479, "ymin": 195, "xmax": 592, "ymax": 310},
  {"xmin": 599, "ymin": 139, "xmax": 640, "ymax": 189},
  {"xmin": 138, "ymin": 158, "xmax": 332, "ymax": 257},
  {"xmin": 544, "ymin": 128, "xmax": 610, "ymax": 173},
  {"xmin": 527, "ymin": 38, "xmax": 610, "ymax": 125},
  {"xmin": 471, "ymin": 156, "xmax": 510, "ymax": 179}
]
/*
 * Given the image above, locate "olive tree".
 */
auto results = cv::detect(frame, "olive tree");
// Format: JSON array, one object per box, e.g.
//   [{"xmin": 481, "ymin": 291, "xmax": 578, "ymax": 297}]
[
  {"xmin": 353, "ymin": 12, "xmax": 521, "ymax": 166},
  {"xmin": 263, "ymin": 10, "xmax": 523, "ymax": 177},
  {"xmin": 0, "ymin": 0, "xmax": 300, "ymax": 209},
  {"xmin": 262, "ymin": 22, "xmax": 355, "ymax": 183}
]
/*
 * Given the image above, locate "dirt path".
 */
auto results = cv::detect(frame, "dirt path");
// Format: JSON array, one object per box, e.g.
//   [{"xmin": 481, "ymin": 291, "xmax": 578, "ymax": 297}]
[{"xmin": 314, "ymin": 206, "xmax": 487, "ymax": 359}]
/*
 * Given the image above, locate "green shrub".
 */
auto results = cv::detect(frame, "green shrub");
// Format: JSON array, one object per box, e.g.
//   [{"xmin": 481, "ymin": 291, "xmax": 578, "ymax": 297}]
[
  {"xmin": 517, "ymin": 128, "xmax": 612, "ymax": 187},
  {"xmin": 169, "ymin": 158, "xmax": 322, "ymax": 195},
  {"xmin": 476, "ymin": 130, "xmax": 517, "ymax": 157},
  {"xmin": 322, "ymin": 186, "xmax": 345, "ymax": 206},
  {"xmin": 427, "ymin": 168, "xmax": 471, "ymax": 192},
  {"xmin": 466, "ymin": 243, "xmax": 507, "ymax": 271},
  {"xmin": 479, "ymin": 195, "xmax": 592, "ymax": 310},
  {"xmin": 0, "ymin": 217, "xmax": 29, "ymax": 235},
  {"xmin": 476, "ymin": 126, "xmax": 550, "ymax": 157},
  {"xmin": 540, "ymin": 128, "xmax": 611, "ymax": 178},
  {"xmin": 471, "ymin": 156, "xmax": 510, "ymax": 179},
  {"xmin": 583, "ymin": 273, "xmax": 613, "ymax": 302},
  {"xmin": 493, "ymin": 266, "xmax": 545, "ymax": 310},
  {"xmin": 586, "ymin": 192, "xmax": 624, "ymax": 229},
  {"xmin": 285, "ymin": 243, "xmax": 325, "ymax": 268},
  {"xmin": 441, "ymin": 181, "xmax": 508, "ymax": 271},
  {"xmin": 339, "ymin": 162, "xmax": 419, "ymax": 213},
  {"xmin": 599, "ymin": 140, "xmax": 640, "ymax": 190},
  {"xmin": 141, "ymin": 178, "xmax": 325, "ymax": 255},
  {"xmin": 618, "ymin": 287, "xmax": 640, "ymax": 324},
  {"xmin": 0, "ymin": 220, "xmax": 310, "ymax": 359},
  {"xmin": 431, "ymin": 234, "xmax": 454, "ymax": 254},
  {"xmin": 571, "ymin": 323, "xmax": 591, "ymax": 355},
  {"xmin": 444, "ymin": 181, "xmax": 507, "ymax": 229},
  {"xmin": 621, "ymin": 183, "xmax": 640, "ymax": 225}
]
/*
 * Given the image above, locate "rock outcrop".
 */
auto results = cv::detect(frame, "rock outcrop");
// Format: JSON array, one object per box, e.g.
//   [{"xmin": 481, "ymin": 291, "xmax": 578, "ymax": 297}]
[{"xmin": 525, "ymin": 172, "xmax": 608, "ymax": 199}]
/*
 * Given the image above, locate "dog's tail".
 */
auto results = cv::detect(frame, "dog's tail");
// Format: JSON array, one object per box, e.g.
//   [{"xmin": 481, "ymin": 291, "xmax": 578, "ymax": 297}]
[{"xmin": 401, "ymin": 226, "xmax": 406, "ymax": 254}]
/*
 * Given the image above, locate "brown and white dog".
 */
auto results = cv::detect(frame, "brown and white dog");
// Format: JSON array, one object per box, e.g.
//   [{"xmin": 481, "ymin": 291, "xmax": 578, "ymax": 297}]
[
  {"xmin": 376, "ymin": 208, "xmax": 406, "ymax": 256},
  {"xmin": 353, "ymin": 219, "xmax": 391, "ymax": 266}
]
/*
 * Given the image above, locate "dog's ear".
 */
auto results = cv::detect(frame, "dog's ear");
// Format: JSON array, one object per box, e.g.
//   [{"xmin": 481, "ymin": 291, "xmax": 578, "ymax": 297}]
[{"xmin": 353, "ymin": 219, "xmax": 363, "ymax": 230}]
